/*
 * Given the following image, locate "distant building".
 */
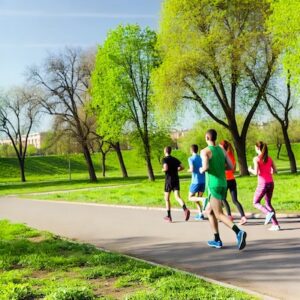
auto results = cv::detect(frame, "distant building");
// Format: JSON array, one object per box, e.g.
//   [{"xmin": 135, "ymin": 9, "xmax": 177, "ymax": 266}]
[
  {"xmin": 0, "ymin": 132, "xmax": 46, "ymax": 149},
  {"xmin": 170, "ymin": 129, "xmax": 189, "ymax": 141}
]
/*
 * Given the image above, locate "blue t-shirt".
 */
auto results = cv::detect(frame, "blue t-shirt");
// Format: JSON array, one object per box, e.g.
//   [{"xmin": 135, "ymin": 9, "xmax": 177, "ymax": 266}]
[{"xmin": 188, "ymin": 154, "xmax": 205, "ymax": 184}]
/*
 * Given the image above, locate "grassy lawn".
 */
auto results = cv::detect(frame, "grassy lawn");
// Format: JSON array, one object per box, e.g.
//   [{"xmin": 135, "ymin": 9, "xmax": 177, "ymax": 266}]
[
  {"xmin": 1, "ymin": 145, "xmax": 299, "ymax": 213},
  {"xmin": 28, "ymin": 173, "xmax": 300, "ymax": 213},
  {"xmin": 0, "ymin": 220, "xmax": 256, "ymax": 300}
]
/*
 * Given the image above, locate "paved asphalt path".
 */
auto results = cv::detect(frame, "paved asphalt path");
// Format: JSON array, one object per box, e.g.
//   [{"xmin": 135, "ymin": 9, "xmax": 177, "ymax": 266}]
[{"xmin": 0, "ymin": 196, "xmax": 299, "ymax": 300}]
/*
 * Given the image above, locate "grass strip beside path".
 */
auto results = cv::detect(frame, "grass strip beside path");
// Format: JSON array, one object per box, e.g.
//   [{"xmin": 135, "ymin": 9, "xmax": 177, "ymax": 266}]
[
  {"xmin": 28, "ymin": 173, "xmax": 300, "ymax": 213},
  {"xmin": 0, "ymin": 220, "xmax": 256, "ymax": 299}
]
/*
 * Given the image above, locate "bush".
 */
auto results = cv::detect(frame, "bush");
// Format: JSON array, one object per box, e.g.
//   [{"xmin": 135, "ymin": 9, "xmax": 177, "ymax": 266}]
[
  {"xmin": 0, "ymin": 283, "xmax": 35, "ymax": 300},
  {"xmin": 45, "ymin": 287, "xmax": 94, "ymax": 300}
]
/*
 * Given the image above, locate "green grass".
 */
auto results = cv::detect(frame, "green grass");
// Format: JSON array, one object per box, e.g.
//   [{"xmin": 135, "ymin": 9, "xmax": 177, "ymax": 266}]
[
  {"xmin": 29, "ymin": 173, "xmax": 300, "ymax": 213},
  {"xmin": 0, "ymin": 220, "xmax": 256, "ymax": 299}
]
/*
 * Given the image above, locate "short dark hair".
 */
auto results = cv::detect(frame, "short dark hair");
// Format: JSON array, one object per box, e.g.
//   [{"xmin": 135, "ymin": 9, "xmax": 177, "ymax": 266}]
[
  {"xmin": 165, "ymin": 146, "xmax": 172, "ymax": 154},
  {"xmin": 191, "ymin": 144, "xmax": 198, "ymax": 153},
  {"xmin": 206, "ymin": 129, "xmax": 217, "ymax": 141}
]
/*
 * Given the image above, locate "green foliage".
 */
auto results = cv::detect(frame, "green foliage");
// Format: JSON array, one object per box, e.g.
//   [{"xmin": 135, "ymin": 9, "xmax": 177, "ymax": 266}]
[
  {"xmin": 91, "ymin": 24, "xmax": 159, "ymax": 141},
  {"xmin": 0, "ymin": 283, "xmax": 35, "ymax": 300},
  {"xmin": 45, "ymin": 287, "xmax": 94, "ymax": 300},
  {"xmin": 268, "ymin": 0, "xmax": 300, "ymax": 87},
  {"xmin": 153, "ymin": 0, "xmax": 271, "ymax": 113},
  {"xmin": 0, "ymin": 144, "xmax": 15, "ymax": 157}
]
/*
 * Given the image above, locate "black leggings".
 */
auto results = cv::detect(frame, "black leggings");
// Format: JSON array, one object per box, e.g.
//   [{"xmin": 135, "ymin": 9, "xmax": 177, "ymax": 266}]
[{"xmin": 222, "ymin": 179, "xmax": 245, "ymax": 217}]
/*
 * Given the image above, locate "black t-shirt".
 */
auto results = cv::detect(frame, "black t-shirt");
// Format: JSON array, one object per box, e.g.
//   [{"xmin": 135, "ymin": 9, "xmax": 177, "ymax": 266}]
[{"xmin": 162, "ymin": 155, "xmax": 181, "ymax": 182}]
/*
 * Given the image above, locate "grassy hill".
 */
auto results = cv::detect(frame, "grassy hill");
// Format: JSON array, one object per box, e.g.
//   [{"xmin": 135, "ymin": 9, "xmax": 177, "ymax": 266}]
[{"xmin": 0, "ymin": 143, "xmax": 299, "ymax": 182}]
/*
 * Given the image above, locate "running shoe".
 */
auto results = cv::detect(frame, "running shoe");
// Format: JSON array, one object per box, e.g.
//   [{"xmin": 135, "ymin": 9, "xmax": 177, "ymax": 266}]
[
  {"xmin": 184, "ymin": 209, "xmax": 190, "ymax": 221},
  {"xmin": 236, "ymin": 230, "xmax": 247, "ymax": 250},
  {"xmin": 264, "ymin": 212, "xmax": 274, "ymax": 225},
  {"xmin": 194, "ymin": 213, "xmax": 204, "ymax": 221},
  {"xmin": 268, "ymin": 225, "xmax": 280, "ymax": 231},
  {"xmin": 207, "ymin": 240, "xmax": 223, "ymax": 249},
  {"xmin": 239, "ymin": 216, "xmax": 247, "ymax": 225},
  {"xmin": 164, "ymin": 216, "xmax": 172, "ymax": 223}
]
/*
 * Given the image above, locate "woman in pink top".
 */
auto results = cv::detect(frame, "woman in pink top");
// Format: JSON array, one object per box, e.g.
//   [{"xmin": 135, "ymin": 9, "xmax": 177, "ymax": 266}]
[{"xmin": 248, "ymin": 141, "xmax": 280, "ymax": 231}]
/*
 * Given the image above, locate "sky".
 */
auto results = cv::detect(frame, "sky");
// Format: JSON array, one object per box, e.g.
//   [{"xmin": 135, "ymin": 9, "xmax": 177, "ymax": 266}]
[
  {"xmin": 0, "ymin": 0, "xmax": 162, "ymax": 88},
  {"xmin": 1, "ymin": 0, "xmax": 189, "ymax": 132}
]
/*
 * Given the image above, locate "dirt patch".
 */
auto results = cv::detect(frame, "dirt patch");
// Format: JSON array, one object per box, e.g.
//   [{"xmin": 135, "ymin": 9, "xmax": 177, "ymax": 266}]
[{"xmin": 91, "ymin": 278, "xmax": 150, "ymax": 299}]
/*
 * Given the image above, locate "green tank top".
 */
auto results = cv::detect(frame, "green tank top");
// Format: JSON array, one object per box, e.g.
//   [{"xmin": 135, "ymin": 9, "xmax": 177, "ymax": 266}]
[{"xmin": 207, "ymin": 145, "xmax": 227, "ymax": 188}]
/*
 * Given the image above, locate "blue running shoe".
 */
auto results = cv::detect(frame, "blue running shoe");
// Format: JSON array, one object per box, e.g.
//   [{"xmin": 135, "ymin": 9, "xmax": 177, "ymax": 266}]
[
  {"xmin": 264, "ymin": 212, "xmax": 274, "ymax": 225},
  {"xmin": 207, "ymin": 240, "xmax": 223, "ymax": 249},
  {"xmin": 237, "ymin": 230, "xmax": 247, "ymax": 250},
  {"xmin": 194, "ymin": 213, "xmax": 204, "ymax": 221}
]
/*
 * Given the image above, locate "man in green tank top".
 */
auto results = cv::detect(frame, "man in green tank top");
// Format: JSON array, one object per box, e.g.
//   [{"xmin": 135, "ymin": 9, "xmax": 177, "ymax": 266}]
[{"xmin": 200, "ymin": 129, "xmax": 247, "ymax": 250}]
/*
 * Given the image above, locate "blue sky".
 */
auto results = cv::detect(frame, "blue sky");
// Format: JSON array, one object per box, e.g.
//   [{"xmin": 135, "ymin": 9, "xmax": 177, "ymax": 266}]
[
  {"xmin": 0, "ymin": 0, "xmax": 162, "ymax": 88},
  {"xmin": 0, "ymin": 0, "xmax": 199, "ymax": 131}
]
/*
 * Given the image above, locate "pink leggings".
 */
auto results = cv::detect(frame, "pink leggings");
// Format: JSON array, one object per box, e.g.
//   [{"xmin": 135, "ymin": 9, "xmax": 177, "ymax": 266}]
[{"xmin": 253, "ymin": 182, "xmax": 279, "ymax": 225}]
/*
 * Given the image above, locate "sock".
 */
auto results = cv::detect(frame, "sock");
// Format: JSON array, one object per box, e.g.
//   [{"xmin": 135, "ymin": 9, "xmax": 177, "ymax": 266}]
[
  {"xmin": 214, "ymin": 233, "xmax": 221, "ymax": 242},
  {"xmin": 232, "ymin": 224, "xmax": 240, "ymax": 235},
  {"xmin": 167, "ymin": 210, "xmax": 171, "ymax": 218},
  {"xmin": 182, "ymin": 204, "xmax": 187, "ymax": 211}
]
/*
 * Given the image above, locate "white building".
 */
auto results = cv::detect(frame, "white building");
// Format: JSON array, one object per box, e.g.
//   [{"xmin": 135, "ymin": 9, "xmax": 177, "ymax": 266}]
[{"xmin": 0, "ymin": 132, "xmax": 46, "ymax": 149}]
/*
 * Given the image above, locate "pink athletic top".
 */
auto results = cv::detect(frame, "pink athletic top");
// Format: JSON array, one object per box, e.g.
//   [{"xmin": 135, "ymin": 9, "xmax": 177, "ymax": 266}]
[{"xmin": 257, "ymin": 156, "xmax": 274, "ymax": 185}]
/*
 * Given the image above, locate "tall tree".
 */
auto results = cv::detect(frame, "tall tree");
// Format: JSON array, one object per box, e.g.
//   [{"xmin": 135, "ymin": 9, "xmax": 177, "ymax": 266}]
[
  {"xmin": 91, "ymin": 25, "xmax": 160, "ymax": 181},
  {"xmin": 29, "ymin": 48, "xmax": 98, "ymax": 182},
  {"xmin": 263, "ymin": 73, "xmax": 297, "ymax": 173},
  {"xmin": 153, "ymin": 0, "xmax": 276, "ymax": 175},
  {"xmin": 0, "ymin": 87, "xmax": 40, "ymax": 182}
]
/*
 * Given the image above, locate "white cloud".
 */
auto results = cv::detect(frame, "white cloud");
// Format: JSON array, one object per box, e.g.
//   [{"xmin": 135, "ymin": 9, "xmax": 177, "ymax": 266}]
[{"xmin": 0, "ymin": 9, "xmax": 157, "ymax": 19}]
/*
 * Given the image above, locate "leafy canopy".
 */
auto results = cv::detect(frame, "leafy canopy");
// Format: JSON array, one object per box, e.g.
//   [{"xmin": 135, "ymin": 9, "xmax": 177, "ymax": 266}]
[{"xmin": 91, "ymin": 24, "xmax": 159, "ymax": 141}]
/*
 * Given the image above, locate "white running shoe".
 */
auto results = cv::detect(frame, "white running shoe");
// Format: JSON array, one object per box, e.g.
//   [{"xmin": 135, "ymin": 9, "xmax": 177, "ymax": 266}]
[
  {"xmin": 264, "ymin": 212, "xmax": 274, "ymax": 225},
  {"xmin": 268, "ymin": 225, "xmax": 280, "ymax": 231}
]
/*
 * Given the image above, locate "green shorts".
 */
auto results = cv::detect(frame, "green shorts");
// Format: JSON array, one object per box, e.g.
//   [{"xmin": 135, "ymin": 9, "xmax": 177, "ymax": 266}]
[{"xmin": 208, "ymin": 186, "xmax": 227, "ymax": 201}]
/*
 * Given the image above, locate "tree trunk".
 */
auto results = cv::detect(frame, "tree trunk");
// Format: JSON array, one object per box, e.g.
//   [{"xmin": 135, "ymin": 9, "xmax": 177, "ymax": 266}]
[
  {"xmin": 231, "ymin": 134, "xmax": 249, "ymax": 176},
  {"xmin": 19, "ymin": 158, "xmax": 26, "ymax": 182},
  {"xmin": 82, "ymin": 143, "xmax": 98, "ymax": 182},
  {"xmin": 281, "ymin": 124, "xmax": 297, "ymax": 173},
  {"xmin": 113, "ymin": 142, "xmax": 128, "ymax": 178},
  {"xmin": 144, "ymin": 139, "xmax": 155, "ymax": 181},
  {"xmin": 101, "ymin": 152, "xmax": 106, "ymax": 177},
  {"xmin": 276, "ymin": 142, "xmax": 282, "ymax": 159}
]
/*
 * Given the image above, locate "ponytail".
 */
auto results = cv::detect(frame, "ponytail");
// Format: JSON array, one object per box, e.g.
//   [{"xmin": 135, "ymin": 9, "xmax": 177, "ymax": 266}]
[
  {"xmin": 256, "ymin": 141, "xmax": 268, "ymax": 163},
  {"xmin": 220, "ymin": 140, "xmax": 235, "ymax": 157}
]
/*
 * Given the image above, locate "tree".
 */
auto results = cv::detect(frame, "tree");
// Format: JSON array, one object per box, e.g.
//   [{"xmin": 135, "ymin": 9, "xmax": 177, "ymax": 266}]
[
  {"xmin": 91, "ymin": 24, "xmax": 160, "ymax": 181},
  {"xmin": 263, "ymin": 73, "xmax": 297, "ymax": 173},
  {"xmin": 29, "ymin": 48, "xmax": 98, "ymax": 182},
  {"xmin": 153, "ymin": 0, "xmax": 276, "ymax": 175},
  {"xmin": 0, "ymin": 87, "xmax": 40, "ymax": 182}
]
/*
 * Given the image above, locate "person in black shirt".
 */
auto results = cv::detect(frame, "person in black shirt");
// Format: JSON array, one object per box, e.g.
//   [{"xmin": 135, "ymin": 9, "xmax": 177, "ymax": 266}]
[{"xmin": 162, "ymin": 146, "xmax": 190, "ymax": 222}]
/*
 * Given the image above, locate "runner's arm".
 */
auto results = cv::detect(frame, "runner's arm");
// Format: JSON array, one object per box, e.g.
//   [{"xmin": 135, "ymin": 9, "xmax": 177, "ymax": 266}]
[
  {"xmin": 162, "ymin": 163, "xmax": 168, "ymax": 172},
  {"xmin": 248, "ymin": 157, "xmax": 258, "ymax": 175},
  {"xmin": 223, "ymin": 149, "xmax": 234, "ymax": 170},
  {"xmin": 178, "ymin": 164, "xmax": 184, "ymax": 172},
  {"xmin": 200, "ymin": 149, "xmax": 209, "ymax": 173},
  {"xmin": 271, "ymin": 159, "xmax": 277, "ymax": 174},
  {"xmin": 188, "ymin": 158, "xmax": 193, "ymax": 173}
]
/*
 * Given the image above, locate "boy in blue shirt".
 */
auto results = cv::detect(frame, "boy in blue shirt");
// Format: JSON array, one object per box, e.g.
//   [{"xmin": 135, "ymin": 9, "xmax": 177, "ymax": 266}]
[{"xmin": 188, "ymin": 144, "xmax": 206, "ymax": 220}]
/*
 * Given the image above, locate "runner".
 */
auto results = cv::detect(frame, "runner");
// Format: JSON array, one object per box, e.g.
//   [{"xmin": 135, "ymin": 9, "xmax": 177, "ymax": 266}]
[
  {"xmin": 200, "ymin": 129, "xmax": 247, "ymax": 250},
  {"xmin": 248, "ymin": 141, "xmax": 280, "ymax": 231},
  {"xmin": 188, "ymin": 144, "xmax": 206, "ymax": 220},
  {"xmin": 219, "ymin": 140, "xmax": 247, "ymax": 225},
  {"xmin": 162, "ymin": 146, "xmax": 190, "ymax": 223}
]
